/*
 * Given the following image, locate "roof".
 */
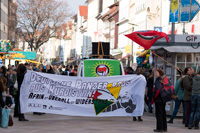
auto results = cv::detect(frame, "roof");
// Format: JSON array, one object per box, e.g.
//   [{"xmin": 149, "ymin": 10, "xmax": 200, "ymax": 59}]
[
  {"xmin": 101, "ymin": 2, "xmax": 119, "ymax": 21},
  {"xmin": 151, "ymin": 46, "xmax": 200, "ymax": 53},
  {"xmin": 79, "ymin": 6, "xmax": 88, "ymax": 17}
]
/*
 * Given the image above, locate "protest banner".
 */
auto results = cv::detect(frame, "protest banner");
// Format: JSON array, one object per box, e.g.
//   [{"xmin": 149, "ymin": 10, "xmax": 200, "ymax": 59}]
[{"xmin": 20, "ymin": 71, "xmax": 146, "ymax": 117}]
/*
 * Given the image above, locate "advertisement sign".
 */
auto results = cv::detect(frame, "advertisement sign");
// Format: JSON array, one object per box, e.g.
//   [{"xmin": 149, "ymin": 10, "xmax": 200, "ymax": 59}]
[
  {"xmin": 83, "ymin": 60, "xmax": 121, "ymax": 77},
  {"xmin": 20, "ymin": 71, "xmax": 146, "ymax": 117},
  {"xmin": 170, "ymin": 0, "xmax": 179, "ymax": 22}
]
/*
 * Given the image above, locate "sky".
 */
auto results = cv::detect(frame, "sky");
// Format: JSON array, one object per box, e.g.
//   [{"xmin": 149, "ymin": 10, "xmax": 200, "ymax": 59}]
[{"xmin": 67, "ymin": 0, "xmax": 87, "ymax": 14}]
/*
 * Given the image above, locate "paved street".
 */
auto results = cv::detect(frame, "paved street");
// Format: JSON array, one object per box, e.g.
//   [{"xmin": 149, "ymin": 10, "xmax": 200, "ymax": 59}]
[{"xmin": 0, "ymin": 112, "xmax": 199, "ymax": 133}]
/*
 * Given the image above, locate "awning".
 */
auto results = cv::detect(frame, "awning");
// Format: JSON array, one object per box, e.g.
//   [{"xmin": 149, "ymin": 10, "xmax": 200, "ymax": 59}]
[
  {"xmin": 119, "ymin": 54, "xmax": 130, "ymax": 60},
  {"xmin": 151, "ymin": 46, "xmax": 200, "ymax": 53}
]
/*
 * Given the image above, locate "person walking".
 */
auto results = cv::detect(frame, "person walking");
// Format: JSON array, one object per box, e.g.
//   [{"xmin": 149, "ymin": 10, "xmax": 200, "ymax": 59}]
[
  {"xmin": 153, "ymin": 70, "xmax": 167, "ymax": 132},
  {"xmin": 188, "ymin": 71, "xmax": 200, "ymax": 129},
  {"xmin": 181, "ymin": 67, "xmax": 194, "ymax": 127},
  {"xmin": 168, "ymin": 72, "xmax": 185, "ymax": 124}
]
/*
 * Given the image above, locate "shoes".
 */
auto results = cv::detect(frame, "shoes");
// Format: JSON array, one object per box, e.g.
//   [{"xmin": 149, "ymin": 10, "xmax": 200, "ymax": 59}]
[
  {"xmin": 13, "ymin": 114, "xmax": 19, "ymax": 118},
  {"xmin": 138, "ymin": 117, "xmax": 143, "ymax": 122},
  {"xmin": 19, "ymin": 118, "xmax": 29, "ymax": 121},
  {"xmin": 163, "ymin": 129, "xmax": 167, "ymax": 132},
  {"xmin": 33, "ymin": 112, "xmax": 45, "ymax": 115},
  {"xmin": 133, "ymin": 117, "xmax": 137, "ymax": 121},
  {"xmin": 194, "ymin": 127, "xmax": 199, "ymax": 129},
  {"xmin": 167, "ymin": 119, "xmax": 173, "ymax": 124},
  {"xmin": 182, "ymin": 119, "xmax": 185, "ymax": 124},
  {"xmin": 153, "ymin": 129, "xmax": 164, "ymax": 132},
  {"xmin": 188, "ymin": 125, "xmax": 192, "ymax": 129}
]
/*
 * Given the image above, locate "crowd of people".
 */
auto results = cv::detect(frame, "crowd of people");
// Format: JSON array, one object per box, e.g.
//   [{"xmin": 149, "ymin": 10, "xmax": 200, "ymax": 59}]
[
  {"xmin": 124, "ymin": 66, "xmax": 200, "ymax": 132},
  {"xmin": 0, "ymin": 62, "xmax": 200, "ymax": 132},
  {"xmin": 0, "ymin": 62, "xmax": 79, "ymax": 123}
]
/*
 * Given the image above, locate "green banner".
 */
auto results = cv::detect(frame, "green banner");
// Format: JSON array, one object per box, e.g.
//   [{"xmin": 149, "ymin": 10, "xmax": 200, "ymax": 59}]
[{"xmin": 84, "ymin": 60, "xmax": 121, "ymax": 77}]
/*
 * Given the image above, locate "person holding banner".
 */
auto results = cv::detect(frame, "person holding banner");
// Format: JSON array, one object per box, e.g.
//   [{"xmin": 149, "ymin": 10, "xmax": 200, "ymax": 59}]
[
  {"xmin": 14, "ymin": 64, "xmax": 29, "ymax": 121},
  {"xmin": 153, "ymin": 70, "xmax": 167, "ymax": 132}
]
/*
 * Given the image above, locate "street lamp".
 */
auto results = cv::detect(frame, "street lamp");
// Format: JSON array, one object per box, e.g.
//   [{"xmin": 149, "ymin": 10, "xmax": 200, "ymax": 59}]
[{"xmin": 128, "ymin": 23, "xmax": 138, "ymax": 67}]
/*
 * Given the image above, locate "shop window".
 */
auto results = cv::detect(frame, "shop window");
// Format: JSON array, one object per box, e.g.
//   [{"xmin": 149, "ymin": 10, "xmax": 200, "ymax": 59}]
[
  {"xmin": 177, "ymin": 54, "xmax": 185, "ymax": 62},
  {"xmin": 186, "ymin": 54, "xmax": 194, "ymax": 62}
]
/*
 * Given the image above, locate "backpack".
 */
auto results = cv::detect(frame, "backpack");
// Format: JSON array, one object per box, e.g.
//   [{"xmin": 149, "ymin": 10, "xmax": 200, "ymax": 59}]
[{"xmin": 159, "ymin": 75, "xmax": 178, "ymax": 103}]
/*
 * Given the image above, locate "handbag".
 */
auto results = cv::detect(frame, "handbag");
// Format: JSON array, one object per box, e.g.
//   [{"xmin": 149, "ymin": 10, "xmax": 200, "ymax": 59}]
[
  {"xmin": 1, "ymin": 108, "xmax": 11, "ymax": 128},
  {"xmin": 8, "ymin": 115, "xmax": 13, "ymax": 126},
  {"xmin": 14, "ymin": 80, "xmax": 18, "ymax": 89}
]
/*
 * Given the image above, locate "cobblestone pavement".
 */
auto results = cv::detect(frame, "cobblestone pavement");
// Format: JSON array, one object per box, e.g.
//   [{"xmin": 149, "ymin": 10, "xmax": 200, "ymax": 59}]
[{"xmin": 0, "ymin": 112, "xmax": 199, "ymax": 133}]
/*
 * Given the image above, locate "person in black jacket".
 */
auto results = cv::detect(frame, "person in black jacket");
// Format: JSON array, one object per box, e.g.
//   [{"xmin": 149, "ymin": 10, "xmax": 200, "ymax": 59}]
[
  {"xmin": 14, "ymin": 64, "xmax": 29, "ymax": 121},
  {"xmin": 46, "ymin": 65, "xmax": 54, "ymax": 74},
  {"xmin": 147, "ymin": 68, "xmax": 154, "ymax": 113},
  {"xmin": 153, "ymin": 70, "xmax": 167, "ymax": 132}
]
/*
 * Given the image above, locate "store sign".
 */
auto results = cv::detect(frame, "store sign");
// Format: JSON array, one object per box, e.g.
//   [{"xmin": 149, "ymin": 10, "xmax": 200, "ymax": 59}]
[
  {"xmin": 8, "ymin": 51, "xmax": 36, "ymax": 60},
  {"xmin": 9, "ymin": 53, "xmax": 26, "ymax": 58},
  {"xmin": 175, "ymin": 34, "xmax": 200, "ymax": 43}
]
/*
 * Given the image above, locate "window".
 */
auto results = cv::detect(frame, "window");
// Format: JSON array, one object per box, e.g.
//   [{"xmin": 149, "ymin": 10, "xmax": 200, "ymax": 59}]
[
  {"xmin": 136, "ymin": 3, "xmax": 146, "ymax": 14},
  {"xmin": 176, "ymin": 53, "xmax": 196, "ymax": 80}
]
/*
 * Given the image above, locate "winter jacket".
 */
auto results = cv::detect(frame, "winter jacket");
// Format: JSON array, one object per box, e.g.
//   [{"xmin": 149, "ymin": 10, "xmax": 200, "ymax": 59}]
[
  {"xmin": 192, "ymin": 75, "xmax": 200, "ymax": 95},
  {"xmin": 153, "ymin": 76, "xmax": 164, "ymax": 103},
  {"xmin": 175, "ymin": 79, "xmax": 184, "ymax": 100},
  {"xmin": 181, "ymin": 75, "xmax": 193, "ymax": 101},
  {"xmin": 17, "ymin": 73, "xmax": 25, "ymax": 91},
  {"xmin": 147, "ymin": 76, "xmax": 154, "ymax": 99}
]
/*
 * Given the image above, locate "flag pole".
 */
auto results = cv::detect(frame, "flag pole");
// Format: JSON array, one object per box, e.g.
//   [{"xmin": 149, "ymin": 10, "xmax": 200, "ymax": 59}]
[{"xmin": 150, "ymin": 50, "xmax": 182, "ymax": 72}]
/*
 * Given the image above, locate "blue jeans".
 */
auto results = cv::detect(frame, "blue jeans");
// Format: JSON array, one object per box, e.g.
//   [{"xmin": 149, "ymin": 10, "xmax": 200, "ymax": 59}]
[
  {"xmin": 171, "ymin": 100, "xmax": 185, "ymax": 119},
  {"xmin": 189, "ymin": 95, "xmax": 200, "ymax": 127},
  {"xmin": 148, "ymin": 100, "xmax": 152, "ymax": 112}
]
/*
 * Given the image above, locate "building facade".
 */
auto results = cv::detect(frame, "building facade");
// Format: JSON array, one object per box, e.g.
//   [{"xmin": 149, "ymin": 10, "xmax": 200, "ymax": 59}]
[{"xmin": 0, "ymin": 0, "xmax": 9, "ymax": 39}]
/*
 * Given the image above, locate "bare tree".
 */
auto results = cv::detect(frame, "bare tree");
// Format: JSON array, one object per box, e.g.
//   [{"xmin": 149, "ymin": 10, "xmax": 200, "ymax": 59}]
[{"xmin": 17, "ymin": 0, "xmax": 71, "ymax": 52}]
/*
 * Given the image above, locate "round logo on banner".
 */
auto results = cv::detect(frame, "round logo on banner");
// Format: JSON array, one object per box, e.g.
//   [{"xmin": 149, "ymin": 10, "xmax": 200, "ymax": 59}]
[{"xmin": 96, "ymin": 64, "xmax": 110, "ymax": 76}]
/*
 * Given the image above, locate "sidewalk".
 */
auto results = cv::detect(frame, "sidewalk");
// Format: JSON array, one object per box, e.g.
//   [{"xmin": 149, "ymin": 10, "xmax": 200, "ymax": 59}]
[{"xmin": 0, "ymin": 112, "xmax": 199, "ymax": 133}]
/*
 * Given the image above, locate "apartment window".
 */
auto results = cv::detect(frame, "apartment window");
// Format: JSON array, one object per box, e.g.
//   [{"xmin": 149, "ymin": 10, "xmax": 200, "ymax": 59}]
[
  {"xmin": 136, "ymin": 3, "xmax": 146, "ymax": 14},
  {"xmin": 98, "ymin": 0, "xmax": 103, "ymax": 14}
]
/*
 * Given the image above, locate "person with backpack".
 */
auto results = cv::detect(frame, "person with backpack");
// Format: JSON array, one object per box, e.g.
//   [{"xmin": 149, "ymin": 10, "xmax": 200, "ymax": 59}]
[
  {"xmin": 153, "ymin": 69, "xmax": 168, "ymax": 132},
  {"xmin": 168, "ymin": 71, "xmax": 185, "ymax": 124},
  {"xmin": 188, "ymin": 70, "xmax": 200, "ymax": 129},
  {"xmin": 181, "ymin": 67, "xmax": 195, "ymax": 127}
]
